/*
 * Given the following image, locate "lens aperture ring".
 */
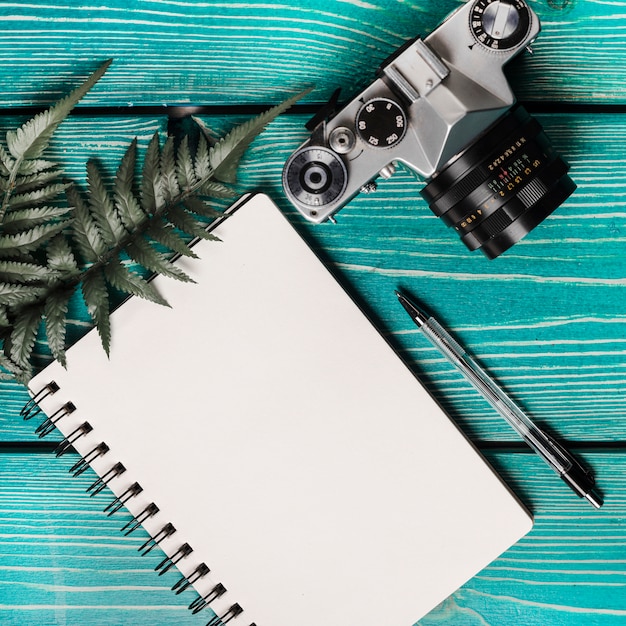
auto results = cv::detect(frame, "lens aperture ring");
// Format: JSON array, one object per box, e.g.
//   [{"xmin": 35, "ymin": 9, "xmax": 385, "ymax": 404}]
[
  {"xmin": 440, "ymin": 134, "xmax": 558, "ymax": 227},
  {"xmin": 461, "ymin": 161, "xmax": 575, "ymax": 256}
]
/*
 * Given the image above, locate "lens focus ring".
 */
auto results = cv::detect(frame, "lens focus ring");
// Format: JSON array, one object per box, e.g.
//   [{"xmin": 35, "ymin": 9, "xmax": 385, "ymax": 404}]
[{"xmin": 420, "ymin": 106, "xmax": 576, "ymax": 258}]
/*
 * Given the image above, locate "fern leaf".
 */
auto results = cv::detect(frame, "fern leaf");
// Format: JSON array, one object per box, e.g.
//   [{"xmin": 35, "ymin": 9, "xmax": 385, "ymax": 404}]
[
  {"xmin": 103, "ymin": 257, "xmax": 169, "ymax": 306},
  {"xmin": 183, "ymin": 196, "xmax": 222, "ymax": 219},
  {"xmin": 167, "ymin": 205, "xmax": 220, "ymax": 241},
  {"xmin": 8, "ymin": 183, "xmax": 69, "ymax": 211},
  {"xmin": 209, "ymin": 88, "xmax": 310, "ymax": 183},
  {"xmin": 0, "ymin": 260, "xmax": 58, "ymax": 284},
  {"xmin": 9, "ymin": 169, "xmax": 62, "ymax": 195},
  {"xmin": 47, "ymin": 234, "xmax": 79, "ymax": 276},
  {"xmin": 9, "ymin": 304, "xmax": 43, "ymax": 369},
  {"xmin": 160, "ymin": 136, "xmax": 179, "ymax": 203},
  {"xmin": 16, "ymin": 158, "xmax": 58, "ymax": 176},
  {"xmin": 0, "ymin": 221, "xmax": 69, "ymax": 257},
  {"xmin": 141, "ymin": 133, "xmax": 162, "ymax": 215},
  {"xmin": 44, "ymin": 287, "xmax": 73, "ymax": 366},
  {"xmin": 0, "ymin": 145, "xmax": 13, "ymax": 175},
  {"xmin": 194, "ymin": 133, "xmax": 212, "ymax": 182},
  {"xmin": 199, "ymin": 179, "xmax": 236, "ymax": 199},
  {"xmin": 0, "ymin": 343, "xmax": 28, "ymax": 381},
  {"xmin": 114, "ymin": 138, "xmax": 147, "ymax": 230},
  {"xmin": 0, "ymin": 306, "xmax": 9, "ymax": 327},
  {"xmin": 176, "ymin": 135, "xmax": 197, "ymax": 190},
  {"xmin": 87, "ymin": 160, "xmax": 127, "ymax": 246},
  {"xmin": 146, "ymin": 218, "xmax": 198, "ymax": 259},
  {"xmin": 1, "ymin": 206, "xmax": 72, "ymax": 233},
  {"xmin": 67, "ymin": 184, "xmax": 107, "ymax": 263},
  {"xmin": 5, "ymin": 60, "xmax": 112, "ymax": 161},
  {"xmin": 0, "ymin": 283, "xmax": 46, "ymax": 306},
  {"xmin": 81, "ymin": 268, "xmax": 111, "ymax": 354},
  {"xmin": 126, "ymin": 237, "xmax": 194, "ymax": 283}
]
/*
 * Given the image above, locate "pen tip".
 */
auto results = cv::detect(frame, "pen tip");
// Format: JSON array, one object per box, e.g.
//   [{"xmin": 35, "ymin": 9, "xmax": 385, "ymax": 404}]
[{"xmin": 394, "ymin": 291, "xmax": 429, "ymax": 326}]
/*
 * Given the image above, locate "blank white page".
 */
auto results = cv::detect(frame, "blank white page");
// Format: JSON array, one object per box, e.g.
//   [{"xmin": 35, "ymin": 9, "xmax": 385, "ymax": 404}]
[{"xmin": 29, "ymin": 193, "xmax": 532, "ymax": 626}]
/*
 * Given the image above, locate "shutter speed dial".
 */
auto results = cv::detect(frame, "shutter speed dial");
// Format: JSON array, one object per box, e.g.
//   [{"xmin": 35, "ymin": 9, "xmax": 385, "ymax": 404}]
[
  {"xmin": 356, "ymin": 98, "xmax": 407, "ymax": 149},
  {"xmin": 470, "ymin": 0, "xmax": 531, "ymax": 51}
]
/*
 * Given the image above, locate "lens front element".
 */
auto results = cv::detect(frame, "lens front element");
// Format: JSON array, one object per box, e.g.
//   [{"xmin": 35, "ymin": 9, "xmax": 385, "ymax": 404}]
[{"xmin": 421, "ymin": 106, "xmax": 576, "ymax": 259}]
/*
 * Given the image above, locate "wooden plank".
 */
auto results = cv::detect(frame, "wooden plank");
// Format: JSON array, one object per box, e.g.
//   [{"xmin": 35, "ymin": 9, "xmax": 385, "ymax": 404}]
[
  {"xmin": 0, "ymin": 1, "xmax": 623, "ymax": 107},
  {"xmin": 0, "ymin": 111, "xmax": 624, "ymax": 442},
  {"xmin": 0, "ymin": 450, "xmax": 623, "ymax": 625}
]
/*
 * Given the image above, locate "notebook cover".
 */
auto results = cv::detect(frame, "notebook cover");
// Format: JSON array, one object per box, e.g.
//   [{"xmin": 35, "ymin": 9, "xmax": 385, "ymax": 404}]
[{"xmin": 27, "ymin": 193, "xmax": 532, "ymax": 626}]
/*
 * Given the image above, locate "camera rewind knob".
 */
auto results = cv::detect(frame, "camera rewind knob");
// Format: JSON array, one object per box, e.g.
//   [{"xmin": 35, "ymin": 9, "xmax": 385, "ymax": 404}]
[{"xmin": 470, "ymin": 0, "xmax": 532, "ymax": 51}]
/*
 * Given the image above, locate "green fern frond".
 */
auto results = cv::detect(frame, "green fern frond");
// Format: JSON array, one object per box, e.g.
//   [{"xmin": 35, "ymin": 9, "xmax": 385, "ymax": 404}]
[
  {"xmin": 146, "ymin": 219, "xmax": 199, "ymax": 259},
  {"xmin": 44, "ymin": 288, "xmax": 73, "ymax": 366},
  {"xmin": 0, "ymin": 283, "xmax": 47, "ymax": 307},
  {"xmin": 46, "ymin": 235, "xmax": 79, "ymax": 277},
  {"xmin": 126, "ymin": 237, "xmax": 194, "ymax": 283},
  {"xmin": 5, "ymin": 60, "xmax": 111, "ymax": 162},
  {"xmin": 9, "ymin": 304, "xmax": 43, "ymax": 370},
  {"xmin": 141, "ymin": 133, "xmax": 162, "ymax": 215},
  {"xmin": 103, "ymin": 257, "xmax": 169, "ymax": 306},
  {"xmin": 176, "ymin": 135, "xmax": 197, "ymax": 190},
  {"xmin": 114, "ymin": 139, "xmax": 146, "ymax": 231},
  {"xmin": 1, "ymin": 206, "xmax": 71, "ymax": 232},
  {"xmin": 160, "ymin": 136, "xmax": 180, "ymax": 203},
  {"xmin": 167, "ymin": 205, "xmax": 220, "ymax": 241},
  {"xmin": 0, "ymin": 79, "xmax": 307, "ymax": 381},
  {"xmin": 209, "ymin": 87, "xmax": 311, "ymax": 184},
  {"xmin": 81, "ymin": 268, "xmax": 111, "ymax": 354},
  {"xmin": 15, "ymin": 158, "xmax": 58, "ymax": 177},
  {"xmin": 0, "ymin": 260, "xmax": 58, "ymax": 284},
  {"xmin": 68, "ymin": 184, "xmax": 107, "ymax": 263},
  {"xmin": 0, "ymin": 222, "xmax": 69, "ymax": 257},
  {"xmin": 8, "ymin": 184, "xmax": 70, "ymax": 211},
  {"xmin": 87, "ymin": 160, "xmax": 127, "ymax": 246}
]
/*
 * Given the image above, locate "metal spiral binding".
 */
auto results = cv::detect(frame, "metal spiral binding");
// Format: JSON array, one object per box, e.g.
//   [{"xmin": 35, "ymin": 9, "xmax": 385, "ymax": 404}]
[
  {"xmin": 87, "ymin": 462, "xmax": 126, "ymax": 496},
  {"xmin": 206, "ymin": 604, "xmax": 246, "ymax": 625},
  {"xmin": 70, "ymin": 442, "xmax": 109, "ymax": 477},
  {"xmin": 21, "ymin": 381, "xmax": 59, "ymax": 420},
  {"xmin": 35, "ymin": 401, "xmax": 76, "ymax": 438},
  {"xmin": 189, "ymin": 582, "xmax": 226, "ymax": 614},
  {"xmin": 54, "ymin": 422, "xmax": 93, "ymax": 457},
  {"xmin": 104, "ymin": 481, "xmax": 143, "ymax": 516},
  {"xmin": 139, "ymin": 522, "xmax": 176, "ymax": 555},
  {"xmin": 23, "ymin": 383, "xmax": 253, "ymax": 626},
  {"xmin": 156, "ymin": 542, "xmax": 193, "ymax": 576},
  {"xmin": 121, "ymin": 502, "xmax": 159, "ymax": 536},
  {"xmin": 172, "ymin": 562, "xmax": 211, "ymax": 594}
]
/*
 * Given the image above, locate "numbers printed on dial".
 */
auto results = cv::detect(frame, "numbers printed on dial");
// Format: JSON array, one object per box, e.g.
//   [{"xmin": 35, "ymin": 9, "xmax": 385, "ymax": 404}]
[
  {"xmin": 356, "ymin": 98, "xmax": 407, "ymax": 149},
  {"xmin": 470, "ymin": 0, "xmax": 531, "ymax": 51}
]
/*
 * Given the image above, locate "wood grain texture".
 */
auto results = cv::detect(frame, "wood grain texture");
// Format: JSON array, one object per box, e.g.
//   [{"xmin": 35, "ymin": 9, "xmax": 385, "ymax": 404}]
[
  {"xmin": 0, "ymin": 111, "xmax": 624, "ymax": 443},
  {"xmin": 0, "ymin": 451, "xmax": 623, "ymax": 626},
  {"xmin": 0, "ymin": 1, "xmax": 623, "ymax": 107}
]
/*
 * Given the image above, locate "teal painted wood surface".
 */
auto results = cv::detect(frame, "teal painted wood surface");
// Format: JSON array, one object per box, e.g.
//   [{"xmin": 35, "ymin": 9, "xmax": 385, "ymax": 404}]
[
  {"xmin": 0, "ymin": 0, "xmax": 624, "ymax": 624},
  {"xmin": 1, "ymin": 451, "xmax": 625, "ymax": 626},
  {"xmin": 0, "ymin": 1, "xmax": 624, "ymax": 106}
]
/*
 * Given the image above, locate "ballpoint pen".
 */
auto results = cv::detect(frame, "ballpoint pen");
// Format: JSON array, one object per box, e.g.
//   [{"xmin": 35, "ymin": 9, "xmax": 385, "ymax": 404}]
[{"xmin": 395, "ymin": 291, "xmax": 603, "ymax": 509}]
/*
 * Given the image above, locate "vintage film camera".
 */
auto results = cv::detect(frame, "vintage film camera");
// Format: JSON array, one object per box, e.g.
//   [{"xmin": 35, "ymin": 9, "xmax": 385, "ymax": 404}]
[{"xmin": 282, "ymin": 0, "xmax": 576, "ymax": 258}]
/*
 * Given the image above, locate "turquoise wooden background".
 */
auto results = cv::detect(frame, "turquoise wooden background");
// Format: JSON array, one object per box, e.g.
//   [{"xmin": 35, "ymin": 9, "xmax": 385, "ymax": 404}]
[{"xmin": 0, "ymin": 0, "xmax": 625, "ymax": 624}]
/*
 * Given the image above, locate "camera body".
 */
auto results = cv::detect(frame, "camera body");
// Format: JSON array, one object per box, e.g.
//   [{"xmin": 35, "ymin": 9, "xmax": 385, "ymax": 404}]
[{"xmin": 283, "ymin": 0, "xmax": 576, "ymax": 258}]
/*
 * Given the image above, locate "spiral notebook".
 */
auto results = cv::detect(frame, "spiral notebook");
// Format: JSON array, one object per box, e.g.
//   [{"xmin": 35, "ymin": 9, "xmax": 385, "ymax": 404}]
[{"xmin": 24, "ymin": 193, "xmax": 532, "ymax": 626}]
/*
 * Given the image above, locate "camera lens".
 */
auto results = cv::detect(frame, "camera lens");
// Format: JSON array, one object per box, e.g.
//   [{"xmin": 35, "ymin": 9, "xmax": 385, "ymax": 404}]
[{"xmin": 420, "ymin": 106, "xmax": 576, "ymax": 258}]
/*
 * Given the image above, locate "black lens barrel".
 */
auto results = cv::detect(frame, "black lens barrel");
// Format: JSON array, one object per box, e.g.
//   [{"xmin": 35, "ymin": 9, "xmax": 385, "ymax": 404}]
[{"xmin": 420, "ymin": 106, "xmax": 576, "ymax": 259}]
